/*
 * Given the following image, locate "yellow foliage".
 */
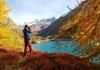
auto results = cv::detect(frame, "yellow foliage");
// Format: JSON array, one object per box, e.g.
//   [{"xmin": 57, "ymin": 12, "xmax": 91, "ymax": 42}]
[
  {"xmin": 96, "ymin": 11, "xmax": 100, "ymax": 14},
  {"xmin": 0, "ymin": 0, "xmax": 9, "ymax": 23},
  {"xmin": 80, "ymin": 32, "xmax": 84, "ymax": 35},
  {"xmin": 0, "ymin": 0, "xmax": 23, "ymax": 50},
  {"xmin": 95, "ymin": 43, "xmax": 100, "ymax": 46},
  {"xmin": 71, "ymin": 0, "xmax": 100, "ymax": 58},
  {"xmin": 72, "ymin": 34, "xmax": 79, "ymax": 39},
  {"xmin": 54, "ymin": 0, "xmax": 100, "ymax": 60},
  {"xmin": 0, "ymin": 26, "xmax": 23, "ymax": 49}
]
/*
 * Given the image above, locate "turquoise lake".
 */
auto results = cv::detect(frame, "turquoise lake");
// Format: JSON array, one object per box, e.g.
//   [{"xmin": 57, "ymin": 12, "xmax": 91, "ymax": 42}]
[
  {"xmin": 32, "ymin": 40, "xmax": 100, "ymax": 63},
  {"xmin": 32, "ymin": 40, "xmax": 76, "ymax": 53}
]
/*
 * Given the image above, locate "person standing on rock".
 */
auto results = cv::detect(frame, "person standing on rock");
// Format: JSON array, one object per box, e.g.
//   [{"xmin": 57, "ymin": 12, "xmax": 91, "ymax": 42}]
[{"xmin": 23, "ymin": 25, "xmax": 32, "ymax": 57}]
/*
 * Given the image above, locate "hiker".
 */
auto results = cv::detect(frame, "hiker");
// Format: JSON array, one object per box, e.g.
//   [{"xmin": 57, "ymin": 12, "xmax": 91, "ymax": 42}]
[{"xmin": 23, "ymin": 25, "xmax": 32, "ymax": 57}]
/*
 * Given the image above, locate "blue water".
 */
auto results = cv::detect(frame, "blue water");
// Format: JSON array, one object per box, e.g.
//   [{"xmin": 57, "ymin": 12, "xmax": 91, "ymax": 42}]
[
  {"xmin": 32, "ymin": 40, "xmax": 76, "ymax": 53},
  {"xmin": 32, "ymin": 40, "xmax": 100, "ymax": 64}
]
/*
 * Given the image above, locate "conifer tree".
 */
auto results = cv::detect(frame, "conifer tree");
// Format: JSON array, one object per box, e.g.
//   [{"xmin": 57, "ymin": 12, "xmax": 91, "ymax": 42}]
[{"xmin": 0, "ymin": 0, "xmax": 9, "ymax": 24}]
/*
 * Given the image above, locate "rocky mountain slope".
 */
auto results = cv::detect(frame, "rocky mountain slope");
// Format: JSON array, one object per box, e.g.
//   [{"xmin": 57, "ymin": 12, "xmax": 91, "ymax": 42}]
[
  {"xmin": 38, "ymin": 7, "xmax": 78, "ymax": 37},
  {"xmin": 30, "ymin": 17, "xmax": 56, "ymax": 35},
  {"xmin": 9, "ymin": 17, "xmax": 56, "ymax": 35}
]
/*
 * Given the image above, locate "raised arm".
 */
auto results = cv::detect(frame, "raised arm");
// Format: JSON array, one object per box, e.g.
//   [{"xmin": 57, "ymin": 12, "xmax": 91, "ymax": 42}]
[{"xmin": 27, "ymin": 27, "xmax": 32, "ymax": 33}]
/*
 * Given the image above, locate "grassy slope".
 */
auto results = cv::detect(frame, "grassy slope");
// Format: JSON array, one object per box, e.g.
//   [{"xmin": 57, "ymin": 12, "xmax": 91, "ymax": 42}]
[{"xmin": 0, "ymin": 46, "xmax": 100, "ymax": 70}]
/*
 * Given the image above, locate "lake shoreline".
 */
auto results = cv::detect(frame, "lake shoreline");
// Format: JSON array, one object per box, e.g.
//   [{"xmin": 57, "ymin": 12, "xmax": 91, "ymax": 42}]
[{"xmin": 31, "ymin": 37, "xmax": 73, "ymax": 44}]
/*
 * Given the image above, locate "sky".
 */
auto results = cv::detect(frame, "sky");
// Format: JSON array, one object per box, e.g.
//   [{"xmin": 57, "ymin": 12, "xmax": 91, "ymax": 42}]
[{"xmin": 7, "ymin": 0, "xmax": 83, "ymax": 25}]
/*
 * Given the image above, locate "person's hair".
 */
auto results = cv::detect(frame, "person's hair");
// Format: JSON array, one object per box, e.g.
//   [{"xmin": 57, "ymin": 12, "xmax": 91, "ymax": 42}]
[{"xmin": 24, "ymin": 25, "xmax": 28, "ymax": 28}]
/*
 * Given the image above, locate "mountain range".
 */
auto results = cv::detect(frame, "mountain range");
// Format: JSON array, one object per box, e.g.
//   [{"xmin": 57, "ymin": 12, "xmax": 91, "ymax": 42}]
[
  {"xmin": 30, "ymin": 17, "xmax": 57, "ymax": 35},
  {"xmin": 38, "ymin": 7, "xmax": 78, "ymax": 38},
  {"xmin": 10, "ymin": 17, "xmax": 57, "ymax": 35}
]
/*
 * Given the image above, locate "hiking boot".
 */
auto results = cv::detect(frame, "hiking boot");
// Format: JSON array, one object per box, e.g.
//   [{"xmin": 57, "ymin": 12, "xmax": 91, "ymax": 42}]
[{"xmin": 23, "ymin": 54, "xmax": 26, "ymax": 57}]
